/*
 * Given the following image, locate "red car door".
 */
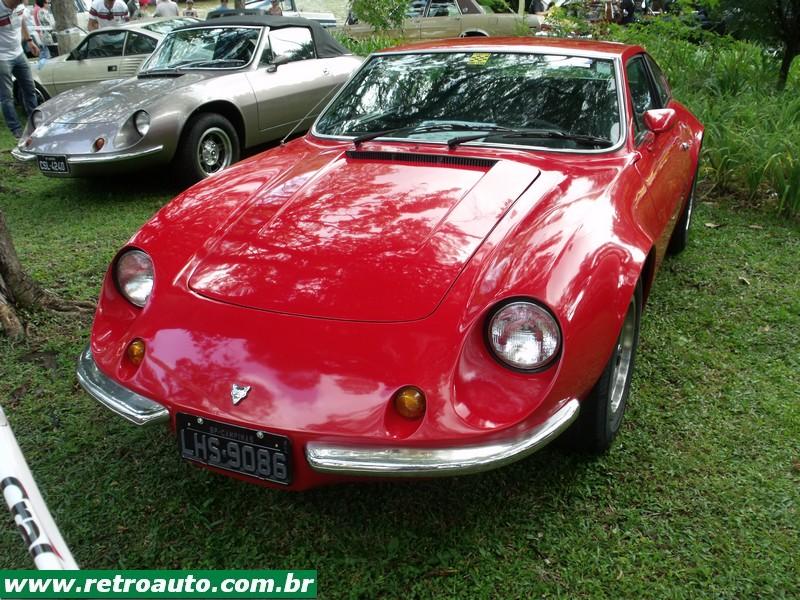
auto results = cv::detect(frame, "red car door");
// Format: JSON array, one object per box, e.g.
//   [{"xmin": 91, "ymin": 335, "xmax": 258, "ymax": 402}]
[{"xmin": 625, "ymin": 54, "xmax": 694, "ymax": 261}]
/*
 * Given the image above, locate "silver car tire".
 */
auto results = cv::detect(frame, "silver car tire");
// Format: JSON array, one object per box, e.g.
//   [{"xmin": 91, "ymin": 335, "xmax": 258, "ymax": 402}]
[
  {"xmin": 564, "ymin": 281, "xmax": 642, "ymax": 454},
  {"xmin": 178, "ymin": 113, "xmax": 241, "ymax": 183}
]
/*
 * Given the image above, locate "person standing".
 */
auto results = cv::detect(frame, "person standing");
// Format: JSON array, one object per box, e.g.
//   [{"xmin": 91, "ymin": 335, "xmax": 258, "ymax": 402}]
[
  {"xmin": 0, "ymin": 0, "xmax": 39, "ymax": 139},
  {"xmin": 267, "ymin": 0, "xmax": 282, "ymax": 15},
  {"xmin": 32, "ymin": 0, "xmax": 55, "ymax": 56},
  {"xmin": 87, "ymin": 0, "xmax": 129, "ymax": 30},
  {"xmin": 181, "ymin": 0, "xmax": 197, "ymax": 17},
  {"xmin": 620, "ymin": 0, "xmax": 636, "ymax": 24},
  {"xmin": 152, "ymin": 0, "xmax": 178, "ymax": 17},
  {"xmin": 207, "ymin": 0, "xmax": 231, "ymax": 18}
]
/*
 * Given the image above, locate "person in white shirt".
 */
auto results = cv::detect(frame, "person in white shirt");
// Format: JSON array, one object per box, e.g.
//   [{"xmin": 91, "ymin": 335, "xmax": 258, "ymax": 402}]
[
  {"xmin": 87, "ymin": 0, "xmax": 129, "ymax": 30},
  {"xmin": 181, "ymin": 0, "xmax": 197, "ymax": 17},
  {"xmin": 0, "ymin": 0, "xmax": 39, "ymax": 138},
  {"xmin": 152, "ymin": 0, "xmax": 178, "ymax": 17}
]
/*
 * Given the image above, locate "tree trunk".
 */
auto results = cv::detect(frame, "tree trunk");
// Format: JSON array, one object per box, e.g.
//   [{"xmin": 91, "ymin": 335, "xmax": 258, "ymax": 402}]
[
  {"xmin": 235, "ymin": 0, "xmax": 245, "ymax": 9},
  {"xmin": 0, "ymin": 210, "xmax": 95, "ymax": 339},
  {"xmin": 778, "ymin": 42, "xmax": 798, "ymax": 92},
  {"xmin": 49, "ymin": 0, "xmax": 79, "ymax": 55}
]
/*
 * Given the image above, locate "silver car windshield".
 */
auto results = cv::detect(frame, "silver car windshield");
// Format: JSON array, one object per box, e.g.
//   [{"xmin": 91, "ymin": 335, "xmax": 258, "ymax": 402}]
[
  {"xmin": 143, "ymin": 27, "xmax": 261, "ymax": 71},
  {"xmin": 315, "ymin": 51, "xmax": 623, "ymax": 151}
]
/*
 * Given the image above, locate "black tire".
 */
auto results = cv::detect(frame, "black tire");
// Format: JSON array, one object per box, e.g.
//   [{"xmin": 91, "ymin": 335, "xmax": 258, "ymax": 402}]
[
  {"xmin": 34, "ymin": 85, "xmax": 49, "ymax": 106},
  {"xmin": 177, "ymin": 113, "xmax": 240, "ymax": 183},
  {"xmin": 565, "ymin": 282, "xmax": 642, "ymax": 453},
  {"xmin": 667, "ymin": 170, "xmax": 697, "ymax": 255},
  {"xmin": 13, "ymin": 80, "xmax": 47, "ymax": 107}
]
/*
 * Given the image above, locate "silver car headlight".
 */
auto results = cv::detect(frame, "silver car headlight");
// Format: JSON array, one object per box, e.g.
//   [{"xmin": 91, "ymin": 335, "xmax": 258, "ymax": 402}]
[
  {"xmin": 134, "ymin": 111, "xmax": 151, "ymax": 137},
  {"xmin": 115, "ymin": 249, "xmax": 154, "ymax": 308},
  {"xmin": 487, "ymin": 300, "xmax": 561, "ymax": 370},
  {"xmin": 31, "ymin": 109, "xmax": 43, "ymax": 129}
]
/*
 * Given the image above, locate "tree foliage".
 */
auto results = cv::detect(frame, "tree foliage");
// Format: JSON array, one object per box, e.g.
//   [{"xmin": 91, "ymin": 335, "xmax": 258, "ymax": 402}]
[
  {"xmin": 713, "ymin": 0, "xmax": 800, "ymax": 90},
  {"xmin": 350, "ymin": 0, "xmax": 408, "ymax": 33}
]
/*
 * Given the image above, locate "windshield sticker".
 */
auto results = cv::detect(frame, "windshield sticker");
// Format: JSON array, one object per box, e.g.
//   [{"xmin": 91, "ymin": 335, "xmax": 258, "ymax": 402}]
[{"xmin": 468, "ymin": 53, "xmax": 491, "ymax": 66}]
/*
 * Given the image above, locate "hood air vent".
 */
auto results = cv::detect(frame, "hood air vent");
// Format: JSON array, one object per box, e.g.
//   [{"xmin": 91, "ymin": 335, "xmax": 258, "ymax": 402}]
[{"xmin": 346, "ymin": 150, "xmax": 496, "ymax": 169}]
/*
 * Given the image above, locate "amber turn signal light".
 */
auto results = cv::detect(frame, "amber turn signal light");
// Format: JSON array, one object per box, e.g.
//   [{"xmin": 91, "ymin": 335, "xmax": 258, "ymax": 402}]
[
  {"xmin": 393, "ymin": 386, "xmax": 426, "ymax": 419},
  {"xmin": 126, "ymin": 339, "xmax": 146, "ymax": 366},
  {"xmin": 93, "ymin": 138, "xmax": 105, "ymax": 152}
]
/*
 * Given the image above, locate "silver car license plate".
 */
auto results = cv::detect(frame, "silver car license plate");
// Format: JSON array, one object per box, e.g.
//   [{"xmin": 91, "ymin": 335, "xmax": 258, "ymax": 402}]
[{"xmin": 37, "ymin": 155, "xmax": 70, "ymax": 175}]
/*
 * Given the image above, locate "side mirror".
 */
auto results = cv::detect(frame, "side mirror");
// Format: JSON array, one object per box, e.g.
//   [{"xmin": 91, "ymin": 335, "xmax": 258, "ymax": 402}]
[
  {"xmin": 643, "ymin": 108, "xmax": 676, "ymax": 134},
  {"xmin": 266, "ymin": 54, "xmax": 291, "ymax": 73}
]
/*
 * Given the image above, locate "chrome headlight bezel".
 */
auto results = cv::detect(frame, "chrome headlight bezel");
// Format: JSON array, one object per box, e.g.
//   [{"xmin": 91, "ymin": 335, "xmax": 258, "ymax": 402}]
[
  {"xmin": 133, "ymin": 111, "xmax": 151, "ymax": 137},
  {"xmin": 114, "ymin": 249, "xmax": 154, "ymax": 308},
  {"xmin": 485, "ymin": 299, "xmax": 562, "ymax": 372},
  {"xmin": 31, "ymin": 109, "xmax": 43, "ymax": 130}
]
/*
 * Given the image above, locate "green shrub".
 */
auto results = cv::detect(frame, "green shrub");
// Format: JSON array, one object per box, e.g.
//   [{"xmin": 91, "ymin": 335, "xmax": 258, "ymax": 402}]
[
  {"xmin": 335, "ymin": 33, "xmax": 404, "ymax": 56},
  {"xmin": 607, "ymin": 19, "xmax": 800, "ymax": 218}
]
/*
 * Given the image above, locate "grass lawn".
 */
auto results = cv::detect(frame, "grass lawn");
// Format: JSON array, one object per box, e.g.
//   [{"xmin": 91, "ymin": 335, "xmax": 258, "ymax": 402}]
[{"xmin": 0, "ymin": 123, "xmax": 798, "ymax": 597}]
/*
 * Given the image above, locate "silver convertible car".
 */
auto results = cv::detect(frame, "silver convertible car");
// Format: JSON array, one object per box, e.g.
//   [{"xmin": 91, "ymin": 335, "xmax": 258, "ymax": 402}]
[{"xmin": 13, "ymin": 16, "xmax": 362, "ymax": 182}]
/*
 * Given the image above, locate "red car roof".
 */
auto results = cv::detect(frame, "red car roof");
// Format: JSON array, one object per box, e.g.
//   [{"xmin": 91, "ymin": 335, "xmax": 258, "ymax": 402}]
[{"xmin": 381, "ymin": 36, "xmax": 643, "ymax": 59}]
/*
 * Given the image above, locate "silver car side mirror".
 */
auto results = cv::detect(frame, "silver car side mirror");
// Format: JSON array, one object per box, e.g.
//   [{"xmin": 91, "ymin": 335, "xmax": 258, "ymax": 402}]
[{"xmin": 266, "ymin": 54, "xmax": 291, "ymax": 73}]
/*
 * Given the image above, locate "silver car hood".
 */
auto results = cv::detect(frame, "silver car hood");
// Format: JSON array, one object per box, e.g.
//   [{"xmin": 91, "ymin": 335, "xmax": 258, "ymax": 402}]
[{"xmin": 52, "ymin": 72, "xmax": 208, "ymax": 124}]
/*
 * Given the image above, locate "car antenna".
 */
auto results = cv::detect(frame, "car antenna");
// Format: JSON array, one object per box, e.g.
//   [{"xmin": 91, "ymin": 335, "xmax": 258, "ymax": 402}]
[{"xmin": 281, "ymin": 85, "xmax": 341, "ymax": 145}]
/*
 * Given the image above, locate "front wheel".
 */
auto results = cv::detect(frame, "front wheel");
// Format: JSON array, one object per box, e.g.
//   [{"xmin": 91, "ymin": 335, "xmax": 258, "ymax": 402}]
[
  {"xmin": 177, "ymin": 113, "xmax": 240, "ymax": 183},
  {"xmin": 566, "ymin": 282, "xmax": 642, "ymax": 453}
]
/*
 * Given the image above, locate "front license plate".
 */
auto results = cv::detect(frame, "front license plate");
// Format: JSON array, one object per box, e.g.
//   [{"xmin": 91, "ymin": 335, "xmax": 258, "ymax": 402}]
[
  {"xmin": 36, "ymin": 155, "xmax": 70, "ymax": 175},
  {"xmin": 177, "ymin": 413, "xmax": 291, "ymax": 485}
]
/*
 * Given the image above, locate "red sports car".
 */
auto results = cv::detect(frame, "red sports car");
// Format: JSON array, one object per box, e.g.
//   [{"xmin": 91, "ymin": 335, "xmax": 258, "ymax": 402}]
[{"xmin": 78, "ymin": 37, "xmax": 703, "ymax": 490}]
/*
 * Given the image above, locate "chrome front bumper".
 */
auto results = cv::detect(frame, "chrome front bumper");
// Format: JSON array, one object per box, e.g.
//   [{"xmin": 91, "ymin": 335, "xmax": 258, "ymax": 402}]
[
  {"xmin": 305, "ymin": 398, "xmax": 580, "ymax": 477},
  {"xmin": 76, "ymin": 346, "xmax": 168, "ymax": 426},
  {"xmin": 77, "ymin": 345, "xmax": 579, "ymax": 479},
  {"xmin": 12, "ymin": 145, "xmax": 164, "ymax": 165}
]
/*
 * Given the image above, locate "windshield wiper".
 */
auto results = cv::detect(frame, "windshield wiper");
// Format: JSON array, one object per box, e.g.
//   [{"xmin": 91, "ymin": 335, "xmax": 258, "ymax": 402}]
[
  {"xmin": 446, "ymin": 129, "xmax": 613, "ymax": 149},
  {"xmin": 352, "ymin": 123, "xmax": 515, "ymax": 147}
]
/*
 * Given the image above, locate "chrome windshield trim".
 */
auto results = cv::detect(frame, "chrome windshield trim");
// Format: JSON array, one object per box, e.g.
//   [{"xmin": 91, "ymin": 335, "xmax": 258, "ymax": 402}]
[
  {"xmin": 76, "ymin": 346, "xmax": 169, "ymax": 426},
  {"xmin": 306, "ymin": 398, "xmax": 579, "ymax": 477},
  {"xmin": 139, "ymin": 25, "xmax": 264, "ymax": 73},
  {"xmin": 311, "ymin": 50, "xmax": 628, "ymax": 155}
]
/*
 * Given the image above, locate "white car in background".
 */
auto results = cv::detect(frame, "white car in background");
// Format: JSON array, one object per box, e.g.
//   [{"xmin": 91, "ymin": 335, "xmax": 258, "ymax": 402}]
[
  {"xmin": 243, "ymin": 0, "xmax": 338, "ymax": 27},
  {"xmin": 29, "ymin": 17, "xmax": 198, "ymax": 101}
]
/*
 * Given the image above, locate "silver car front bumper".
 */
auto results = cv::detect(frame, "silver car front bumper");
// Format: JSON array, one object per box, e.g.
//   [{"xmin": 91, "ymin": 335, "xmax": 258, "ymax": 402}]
[
  {"xmin": 12, "ymin": 145, "xmax": 164, "ymax": 165},
  {"xmin": 76, "ymin": 346, "xmax": 168, "ymax": 426}
]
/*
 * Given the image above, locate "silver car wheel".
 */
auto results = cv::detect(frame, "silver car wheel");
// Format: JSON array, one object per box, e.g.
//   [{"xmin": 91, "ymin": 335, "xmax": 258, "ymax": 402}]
[
  {"xmin": 198, "ymin": 127, "xmax": 233, "ymax": 175},
  {"xmin": 684, "ymin": 179, "xmax": 695, "ymax": 234},
  {"xmin": 608, "ymin": 296, "xmax": 637, "ymax": 418}
]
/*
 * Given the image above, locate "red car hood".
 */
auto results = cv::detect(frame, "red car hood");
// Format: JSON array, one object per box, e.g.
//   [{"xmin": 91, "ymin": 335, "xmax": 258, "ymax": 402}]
[{"xmin": 188, "ymin": 151, "xmax": 540, "ymax": 322}]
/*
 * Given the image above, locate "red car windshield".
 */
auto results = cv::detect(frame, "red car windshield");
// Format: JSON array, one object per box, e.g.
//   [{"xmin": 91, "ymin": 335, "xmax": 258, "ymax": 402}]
[{"xmin": 315, "ymin": 51, "xmax": 622, "ymax": 151}]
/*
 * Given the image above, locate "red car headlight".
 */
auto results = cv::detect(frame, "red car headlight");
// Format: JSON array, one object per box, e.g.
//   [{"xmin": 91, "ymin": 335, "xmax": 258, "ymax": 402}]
[
  {"xmin": 487, "ymin": 300, "xmax": 561, "ymax": 371},
  {"xmin": 114, "ymin": 249, "xmax": 154, "ymax": 308}
]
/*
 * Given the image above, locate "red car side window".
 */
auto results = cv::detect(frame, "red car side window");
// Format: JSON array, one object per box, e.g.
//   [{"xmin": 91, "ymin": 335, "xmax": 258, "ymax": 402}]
[
  {"xmin": 626, "ymin": 56, "xmax": 657, "ymax": 138},
  {"xmin": 645, "ymin": 54, "xmax": 671, "ymax": 107}
]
